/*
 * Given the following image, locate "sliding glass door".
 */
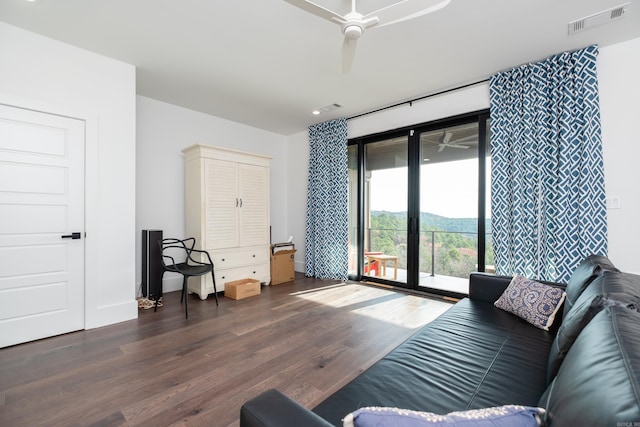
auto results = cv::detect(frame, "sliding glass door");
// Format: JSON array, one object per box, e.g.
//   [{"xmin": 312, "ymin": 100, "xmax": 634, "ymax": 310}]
[
  {"xmin": 349, "ymin": 112, "xmax": 490, "ymax": 297},
  {"xmin": 418, "ymin": 122, "xmax": 480, "ymax": 294},
  {"xmin": 363, "ymin": 136, "xmax": 408, "ymax": 284}
]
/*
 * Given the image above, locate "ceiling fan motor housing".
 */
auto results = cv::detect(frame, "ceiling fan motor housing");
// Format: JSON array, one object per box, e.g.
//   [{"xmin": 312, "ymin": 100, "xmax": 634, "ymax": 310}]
[{"xmin": 343, "ymin": 24, "xmax": 363, "ymax": 39}]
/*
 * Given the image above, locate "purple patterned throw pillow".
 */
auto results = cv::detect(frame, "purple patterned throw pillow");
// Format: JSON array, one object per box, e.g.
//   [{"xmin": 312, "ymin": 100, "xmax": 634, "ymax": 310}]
[
  {"xmin": 343, "ymin": 405, "xmax": 545, "ymax": 427},
  {"xmin": 494, "ymin": 275, "xmax": 566, "ymax": 331}
]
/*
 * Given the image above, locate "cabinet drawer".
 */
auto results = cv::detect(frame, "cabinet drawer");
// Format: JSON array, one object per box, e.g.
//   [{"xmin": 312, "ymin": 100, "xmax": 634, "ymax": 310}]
[
  {"xmin": 215, "ymin": 262, "xmax": 270, "ymax": 289},
  {"xmin": 211, "ymin": 245, "xmax": 269, "ymax": 269}
]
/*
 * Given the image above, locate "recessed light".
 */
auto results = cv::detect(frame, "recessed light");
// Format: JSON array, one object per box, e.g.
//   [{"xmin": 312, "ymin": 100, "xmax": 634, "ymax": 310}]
[{"xmin": 312, "ymin": 110, "xmax": 321, "ymax": 115}]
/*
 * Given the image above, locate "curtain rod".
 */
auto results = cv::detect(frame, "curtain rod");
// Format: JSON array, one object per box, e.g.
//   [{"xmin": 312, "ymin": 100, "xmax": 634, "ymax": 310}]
[{"xmin": 346, "ymin": 78, "xmax": 490, "ymax": 121}]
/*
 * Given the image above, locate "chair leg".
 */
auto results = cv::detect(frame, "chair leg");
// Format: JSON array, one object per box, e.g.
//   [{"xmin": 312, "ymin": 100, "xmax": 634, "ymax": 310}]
[
  {"xmin": 182, "ymin": 276, "xmax": 189, "ymax": 319},
  {"xmin": 211, "ymin": 272, "xmax": 219, "ymax": 306}
]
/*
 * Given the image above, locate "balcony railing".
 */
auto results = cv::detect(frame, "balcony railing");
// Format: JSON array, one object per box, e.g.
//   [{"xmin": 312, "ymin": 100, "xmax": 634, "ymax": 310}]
[{"xmin": 361, "ymin": 227, "xmax": 493, "ymax": 280}]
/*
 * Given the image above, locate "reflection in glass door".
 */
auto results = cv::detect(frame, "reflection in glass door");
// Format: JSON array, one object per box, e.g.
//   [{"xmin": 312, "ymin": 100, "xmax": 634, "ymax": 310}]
[
  {"xmin": 363, "ymin": 137, "xmax": 408, "ymax": 284},
  {"xmin": 418, "ymin": 123, "xmax": 479, "ymax": 294},
  {"xmin": 483, "ymin": 119, "xmax": 494, "ymax": 274},
  {"xmin": 348, "ymin": 145, "xmax": 359, "ymax": 276}
]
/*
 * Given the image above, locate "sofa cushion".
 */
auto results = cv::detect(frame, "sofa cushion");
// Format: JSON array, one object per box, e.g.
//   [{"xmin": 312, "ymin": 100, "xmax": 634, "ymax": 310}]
[
  {"xmin": 563, "ymin": 254, "xmax": 617, "ymax": 317},
  {"xmin": 313, "ymin": 298, "xmax": 556, "ymax": 426},
  {"xmin": 539, "ymin": 305, "xmax": 640, "ymax": 426},
  {"xmin": 546, "ymin": 293, "xmax": 606, "ymax": 383},
  {"xmin": 547, "ymin": 270, "xmax": 640, "ymax": 384},
  {"xmin": 343, "ymin": 405, "xmax": 544, "ymax": 427},
  {"xmin": 494, "ymin": 275, "xmax": 565, "ymax": 331},
  {"xmin": 577, "ymin": 270, "xmax": 640, "ymax": 308}
]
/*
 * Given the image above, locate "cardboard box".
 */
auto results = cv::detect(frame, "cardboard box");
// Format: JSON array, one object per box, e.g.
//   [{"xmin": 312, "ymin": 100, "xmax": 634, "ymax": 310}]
[
  {"xmin": 224, "ymin": 278, "xmax": 261, "ymax": 300},
  {"xmin": 271, "ymin": 242, "xmax": 295, "ymax": 254},
  {"xmin": 270, "ymin": 247, "xmax": 296, "ymax": 285}
]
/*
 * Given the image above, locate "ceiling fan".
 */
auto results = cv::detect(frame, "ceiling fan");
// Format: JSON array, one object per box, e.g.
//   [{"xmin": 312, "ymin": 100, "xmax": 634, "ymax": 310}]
[
  {"xmin": 437, "ymin": 131, "xmax": 475, "ymax": 152},
  {"xmin": 283, "ymin": 0, "xmax": 452, "ymax": 72}
]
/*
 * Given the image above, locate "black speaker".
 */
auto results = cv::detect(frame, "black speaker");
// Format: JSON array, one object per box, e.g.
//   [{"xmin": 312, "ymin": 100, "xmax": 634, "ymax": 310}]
[{"xmin": 142, "ymin": 229, "xmax": 163, "ymax": 300}]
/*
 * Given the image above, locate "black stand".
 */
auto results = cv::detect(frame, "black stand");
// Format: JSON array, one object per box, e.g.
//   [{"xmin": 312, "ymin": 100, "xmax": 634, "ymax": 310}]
[{"xmin": 142, "ymin": 229, "xmax": 163, "ymax": 303}]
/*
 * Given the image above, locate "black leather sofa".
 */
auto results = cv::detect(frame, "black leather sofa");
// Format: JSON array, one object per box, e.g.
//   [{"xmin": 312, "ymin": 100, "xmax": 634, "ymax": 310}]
[{"xmin": 240, "ymin": 255, "xmax": 640, "ymax": 426}]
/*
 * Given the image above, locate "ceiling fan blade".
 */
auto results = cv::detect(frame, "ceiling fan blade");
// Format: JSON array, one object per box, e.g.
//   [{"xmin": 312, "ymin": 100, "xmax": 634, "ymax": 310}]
[
  {"xmin": 282, "ymin": 0, "xmax": 345, "ymax": 23},
  {"xmin": 442, "ymin": 131, "xmax": 453, "ymax": 144},
  {"xmin": 369, "ymin": 0, "xmax": 451, "ymax": 28},
  {"xmin": 342, "ymin": 37, "xmax": 358, "ymax": 73},
  {"xmin": 438, "ymin": 143, "xmax": 469, "ymax": 150},
  {"xmin": 451, "ymin": 134, "xmax": 478, "ymax": 143}
]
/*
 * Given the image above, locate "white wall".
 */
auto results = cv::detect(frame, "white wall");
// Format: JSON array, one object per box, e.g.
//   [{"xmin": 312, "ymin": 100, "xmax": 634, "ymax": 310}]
[
  {"xmin": 286, "ymin": 38, "xmax": 640, "ymax": 275},
  {"xmin": 0, "ymin": 22, "xmax": 138, "ymax": 328},
  {"xmin": 286, "ymin": 131, "xmax": 310, "ymax": 273},
  {"xmin": 136, "ymin": 96, "xmax": 289, "ymax": 292},
  {"xmin": 598, "ymin": 37, "xmax": 640, "ymax": 274},
  {"xmin": 346, "ymin": 84, "xmax": 491, "ymax": 139}
]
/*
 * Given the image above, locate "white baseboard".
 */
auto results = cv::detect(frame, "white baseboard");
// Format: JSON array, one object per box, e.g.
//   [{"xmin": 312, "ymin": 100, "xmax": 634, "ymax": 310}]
[{"xmin": 86, "ymin": 299, "xmax": 138, "ymax": 329}]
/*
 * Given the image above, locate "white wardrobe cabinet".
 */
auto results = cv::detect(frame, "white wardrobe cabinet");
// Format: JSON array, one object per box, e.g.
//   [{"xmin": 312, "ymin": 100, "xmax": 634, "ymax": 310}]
[{"xmin": 182, "ymin": 144, "xmax": 271, "ymax": 299}]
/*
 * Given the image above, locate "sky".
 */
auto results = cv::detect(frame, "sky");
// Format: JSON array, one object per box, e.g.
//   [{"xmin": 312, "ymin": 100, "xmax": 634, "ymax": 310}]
[{"xmin": 369, "ymin": 158, "xmax": 491, "ymax": 218}]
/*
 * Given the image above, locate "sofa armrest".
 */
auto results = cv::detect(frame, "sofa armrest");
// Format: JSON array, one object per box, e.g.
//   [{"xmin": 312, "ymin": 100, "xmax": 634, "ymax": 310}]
[
  {"xmin": 240, "ymin": 389, "xmax": 334, "ymax": 427},
  {"xmin": 469, "ymin": 273, "xmax": 514, "ymax": 303},
  {"xmin": 469, "ymin": 273, "xmax": 567, "ymax": 304}
]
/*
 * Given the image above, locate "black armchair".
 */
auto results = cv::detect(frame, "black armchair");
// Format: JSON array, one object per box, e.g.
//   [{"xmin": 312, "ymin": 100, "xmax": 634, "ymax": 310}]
[{"xmin": 158, "ymin": 237, "xmax": 218, "ymax": 318}]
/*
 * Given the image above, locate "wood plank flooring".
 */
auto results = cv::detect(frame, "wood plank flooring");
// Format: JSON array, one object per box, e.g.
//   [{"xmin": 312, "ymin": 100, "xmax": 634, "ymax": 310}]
[{"xmin": 0, "ymin": 275, "xmax": 453, "ymax": 427}]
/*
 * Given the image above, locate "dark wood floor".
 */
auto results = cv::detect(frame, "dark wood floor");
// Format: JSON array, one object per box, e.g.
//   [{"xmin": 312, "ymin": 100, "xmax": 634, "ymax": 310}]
[{"xmin": 0, "ymin": 274, "xmax": 452, "ymax": 427}]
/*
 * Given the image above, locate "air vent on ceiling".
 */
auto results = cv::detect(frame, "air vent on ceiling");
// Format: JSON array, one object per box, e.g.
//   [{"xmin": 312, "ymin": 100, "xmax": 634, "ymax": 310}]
[
  {"xmin": 320, "ymin": 103, "xmax": 342, "ymax": 113},
  {"xmin": 568, "ymin": 2, "xmax": 629, "ymax": 35}
]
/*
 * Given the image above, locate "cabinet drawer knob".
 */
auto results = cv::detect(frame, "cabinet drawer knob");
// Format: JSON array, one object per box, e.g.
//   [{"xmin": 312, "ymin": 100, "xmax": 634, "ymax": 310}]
[
  {"xmin": 252, "ymin": 254, "xmax": 256, "ymax": 258},
  {"xmin": 221, "ymin": 258, "xmax": 225, "ymax": 262}
]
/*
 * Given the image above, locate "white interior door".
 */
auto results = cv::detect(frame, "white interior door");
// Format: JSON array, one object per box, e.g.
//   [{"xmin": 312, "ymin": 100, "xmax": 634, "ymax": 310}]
[{"xmin": 0, "ymin": 104, "xmax": 85, "ymax": 348}]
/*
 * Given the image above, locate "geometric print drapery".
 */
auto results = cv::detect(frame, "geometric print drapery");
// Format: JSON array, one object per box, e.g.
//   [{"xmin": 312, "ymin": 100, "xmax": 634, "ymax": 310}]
[
  {"xmin": 489, "ymin": 45, "xmax": 607, "ymax": 283},
  {"xmin": 305, "ymin": 118, "xmax": 349, "ymax": 280}
]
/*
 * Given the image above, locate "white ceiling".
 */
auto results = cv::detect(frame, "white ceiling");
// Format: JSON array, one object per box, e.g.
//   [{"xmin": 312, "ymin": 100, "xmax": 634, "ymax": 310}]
[{"xmin": 1, "ymin": 0, "xmax": 639, "ymax": 136}]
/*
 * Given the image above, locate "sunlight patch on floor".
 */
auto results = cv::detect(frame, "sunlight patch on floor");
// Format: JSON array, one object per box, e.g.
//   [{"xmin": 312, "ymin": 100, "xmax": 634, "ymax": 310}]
[
  {"xmin": 352, "ymin": 295, "xmax": 452, "ymax": 329},
  {"xmin": 290, "ymin": 283, "xmax": 394, "ymax": 308},
  {"xmin": 291, "ymin": 282, "xmax": 453, "ymax": 328}
]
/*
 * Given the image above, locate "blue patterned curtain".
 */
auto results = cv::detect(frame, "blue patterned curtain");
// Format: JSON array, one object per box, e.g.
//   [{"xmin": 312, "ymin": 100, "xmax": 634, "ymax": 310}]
[
  {"xmin": 305, "ymin": 118, "xmax": 349, "ymax": 280},
  {"xmin": 489, "ymin": 45, "xmax": 607, "ymax": 283}
]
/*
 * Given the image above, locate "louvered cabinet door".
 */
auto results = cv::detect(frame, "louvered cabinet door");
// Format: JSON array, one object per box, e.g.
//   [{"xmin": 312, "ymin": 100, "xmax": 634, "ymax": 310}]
[
  {"xmin": 205, "ymin": 158, "xmax": 239, "ymax": 249},
  {"xmin": 238, "ymin": 163, "xmax": 270, "ymax": 247}
]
